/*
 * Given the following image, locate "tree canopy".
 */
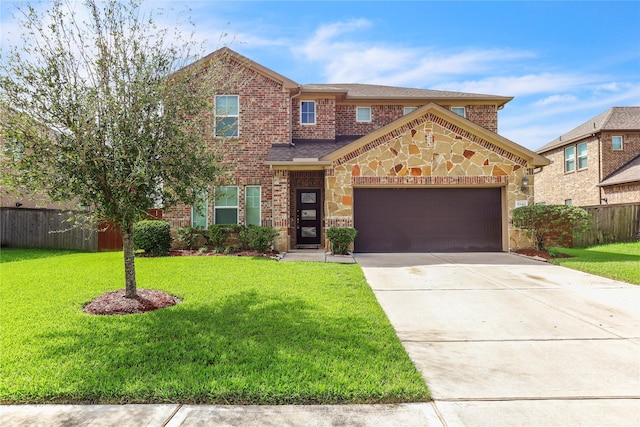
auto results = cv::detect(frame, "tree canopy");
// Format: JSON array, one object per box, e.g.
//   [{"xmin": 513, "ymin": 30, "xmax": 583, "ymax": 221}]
[{"xmin": 1, "ymin": 0, "xmax": 229, "ymax": 297}]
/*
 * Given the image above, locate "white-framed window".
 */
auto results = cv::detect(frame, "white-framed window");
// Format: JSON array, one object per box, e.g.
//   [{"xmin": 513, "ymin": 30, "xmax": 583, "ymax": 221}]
[
  {"xmin": 356, "ymin": 106, "xmax": 372, "ymax": 122},
  {"xmin": 300, "ymin": 101, "xmax": 316, "ymax": 125},
  {"xmin": 577, "ymin": 141, "xmax": 588, "ymax": 170},
  {"xmin": 214, "ymin": 95, "xmax": 239, "ymax": 137},
  {"xmin": 564, "ymin": 146, "xmax": 575, "ymax": 173},
  {"xmin": 451, "ymin": 106, "xmax": 466, "ymax": 118},
  {"xmin": 612, "ymin": 135, "xmax": 623, "ymax": 151},
  {"xmin": 214, "ymin": 186, "xmax": 238, "ymax": 224},
  {"xmin": 245, "ymin": 186, "xmax": 261, "ymax": 226},
  {"xmin": 403, "ymin": 106, "xmax": 418, "ymax": 115},
  {"xmin": 191, "ymin": 192, "xmax": 208, "ymax": 228}
]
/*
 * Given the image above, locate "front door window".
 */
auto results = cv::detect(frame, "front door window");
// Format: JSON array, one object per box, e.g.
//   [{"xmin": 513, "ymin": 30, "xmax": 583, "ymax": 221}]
[{"xmin": 296, "ymin": 189, "xmax": 321, "ymax": 245}]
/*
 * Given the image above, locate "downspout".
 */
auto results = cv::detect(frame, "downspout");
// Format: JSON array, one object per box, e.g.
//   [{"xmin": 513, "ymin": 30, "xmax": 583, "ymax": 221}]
[
  {"xmin": 597, "ymin": 133, "xmax": 602, "ymax": 205},
  {"xmin": 289, "ymin": 85, "xmax": 302, "ymax": 146}
]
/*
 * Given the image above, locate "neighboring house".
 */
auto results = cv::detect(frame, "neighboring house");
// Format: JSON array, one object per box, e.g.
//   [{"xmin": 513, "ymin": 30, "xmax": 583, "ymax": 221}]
[
  {"xmin": 535, "ymin": 107, "xmax": 640, "ymax": 206},
  {"xmin": 162, "ymin": 48, "xmax": 551, "ymax": 252}
]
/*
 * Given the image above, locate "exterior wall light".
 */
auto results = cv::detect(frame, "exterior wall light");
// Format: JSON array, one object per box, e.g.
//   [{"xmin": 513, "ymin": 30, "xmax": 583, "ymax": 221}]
[{"xmin": 520, "ymin": 176, "xmax": 529, "ymax": 192}]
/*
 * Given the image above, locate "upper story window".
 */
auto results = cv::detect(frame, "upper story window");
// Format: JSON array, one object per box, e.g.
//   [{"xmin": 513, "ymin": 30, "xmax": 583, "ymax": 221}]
[
  {"xmin": 215, "ymin": 95, "xmax": 239, "ymax": 137},
  {"xmin": 300, "ymin": 101, "xmax": 316, "ymax": 125},
  {"xmin": 564, "ymin": 146, "xmax": 575, "ymax": 173},
  {"xmin": 403, "ymin": 107, "xmax": 418, "ymax": 115},
  {"xmin": 356, "ymin": 107, "xmax": 371, "ymax": 122},
  {"xmin": 612, "ymin": 135, "xmax": 623, "ymax": 151},
  {"xmin": 577, "ymin": 141, "xmax": 588, "ymax": 170},
  {"xmin": 451, "ymin": 106, "xmax": 466, "ymax": 118}
]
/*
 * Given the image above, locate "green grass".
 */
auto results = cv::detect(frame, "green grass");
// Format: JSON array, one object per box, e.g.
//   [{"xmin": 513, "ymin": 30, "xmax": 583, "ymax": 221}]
[
  {"xmin": 550, "ymin": 241, "xmax": 640, "ymax": 285},
  {"xmin": 0, "ymin": 247, "xmax": 85, "ymax": 263},
  {"xmin": 0, "ymin": 249, "xmax": 429, "ymax": 404}
]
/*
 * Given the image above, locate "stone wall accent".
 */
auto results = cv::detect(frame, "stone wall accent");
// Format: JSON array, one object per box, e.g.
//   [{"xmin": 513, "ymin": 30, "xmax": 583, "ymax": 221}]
[{"xmin": 324, "ymin": 114, "xmax": 534, "ymax": 250}]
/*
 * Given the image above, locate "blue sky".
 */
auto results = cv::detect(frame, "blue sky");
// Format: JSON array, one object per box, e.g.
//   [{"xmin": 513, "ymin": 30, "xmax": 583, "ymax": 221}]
[{"xmin": 2, "ymin": 1, "xmax": 639, "ymax": 151}]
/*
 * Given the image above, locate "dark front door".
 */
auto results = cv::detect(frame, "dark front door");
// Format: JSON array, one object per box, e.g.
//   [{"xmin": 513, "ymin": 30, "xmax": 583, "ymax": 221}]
[{"xmin": 296, "ymin": 189, "xmax": 321, "ymax": 245}]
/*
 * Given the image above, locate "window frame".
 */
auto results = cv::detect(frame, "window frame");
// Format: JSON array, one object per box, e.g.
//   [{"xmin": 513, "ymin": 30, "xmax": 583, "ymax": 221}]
[
  {"xmin": 356, "ymin": 106, "xmax": 372, "ymax": 122},
  {"xmin": 214, "ymin": 95, "xmax": 239, "ymax": 137},
  {"xmin": 300, "ymin": 101, "xmax": 316, "ymax": 125},
  {"xmin": 245, "ymin": 185, "xmax": 261, "ymax": 226},
  {"xmin": 564, "ymin": 146, "xmax": 576, "ymax": 173},
  {"xmin": 576, "ymin": 141, "xmax": 588, "ymax": 170},
  {"xmin": 191, "ymin": 192, "xmax": 208, "ymax": 228},
  {"xmin": 214, "ymin": 186, "xmax": 239, "ymax": 225},
  {"xmin": 451, "ymin": 106, "xmax": 466, "ymax": 118},
  {"xmin": 612, "ymin": 135, "xmax": 623, "ymax": 151}
]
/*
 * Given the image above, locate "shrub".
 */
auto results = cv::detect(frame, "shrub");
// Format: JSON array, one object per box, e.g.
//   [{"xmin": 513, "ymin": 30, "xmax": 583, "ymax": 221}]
[
  {"xmin": 241, "ymin": 225, "xmax": 279, "ymax": 253},
  {"xmin": 326, "ymin": 227, "xmax": 358, "ymax": 255},
  {"xmin": 512, "ymin": 205, "xmax": 591, "ymax": 251},
  {"xmin": 133, "ymin": 220, "xmax": 172, "ymax": 256},
  {"xmin": 175, "ymin": 226, "xmax": 207, "ymax": 250},
  {"xmin": 208, "ymin": 224, "xmax": 230, "ymax": 250}
]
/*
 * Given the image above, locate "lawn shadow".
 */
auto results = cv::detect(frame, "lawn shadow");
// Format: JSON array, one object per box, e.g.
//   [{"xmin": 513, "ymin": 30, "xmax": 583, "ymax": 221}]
[{"xmin": 33, "ymin": 289, "xmax": 425, "ymax": 404}]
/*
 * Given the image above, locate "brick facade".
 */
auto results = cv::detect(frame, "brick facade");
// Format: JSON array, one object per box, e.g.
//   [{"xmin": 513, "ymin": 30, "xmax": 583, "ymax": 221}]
[{"xmin": 536, "ymin": 131, "xmax": 640, "ymax": 207}]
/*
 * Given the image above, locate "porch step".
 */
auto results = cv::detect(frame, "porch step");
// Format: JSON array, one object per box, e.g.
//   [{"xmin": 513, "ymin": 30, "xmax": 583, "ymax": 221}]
[{"xmin": 295, "ymin": 245, "xmax": 322, "ymax": 249}]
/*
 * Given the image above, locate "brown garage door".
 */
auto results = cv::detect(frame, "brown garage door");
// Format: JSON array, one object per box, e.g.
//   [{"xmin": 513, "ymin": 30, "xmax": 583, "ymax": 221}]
[{"xmin": 353, "ymin": 188, "xmax": 502, "ymax": 252}]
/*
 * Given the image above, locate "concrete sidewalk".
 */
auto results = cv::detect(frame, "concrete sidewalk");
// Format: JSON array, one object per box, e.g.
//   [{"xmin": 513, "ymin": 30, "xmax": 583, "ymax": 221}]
[{"xmin": 278, "ymin": 249, "xmax": 356, "ymax": 263}]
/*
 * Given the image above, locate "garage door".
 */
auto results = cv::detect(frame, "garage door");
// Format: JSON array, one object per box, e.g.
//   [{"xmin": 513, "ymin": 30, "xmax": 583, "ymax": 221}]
[{"xmin": 353, "ymin": 188, "xmax": 502, "ymax": 252}]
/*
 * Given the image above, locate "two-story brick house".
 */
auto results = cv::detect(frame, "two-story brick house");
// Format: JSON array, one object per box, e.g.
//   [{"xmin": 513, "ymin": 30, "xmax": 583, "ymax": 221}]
[
  {"xmin": 535, "ymin": 107, "xmax": 640, "ymax": 206},
  {"xmin": 164, "ymin": 47, "xmax": 549, "ymax": 252}
]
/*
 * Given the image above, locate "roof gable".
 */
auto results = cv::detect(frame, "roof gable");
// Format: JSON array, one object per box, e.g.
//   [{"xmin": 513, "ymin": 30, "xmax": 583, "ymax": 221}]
[
  {"xmin": 322, "ymin": 103, "xmax": 549, "ymax": 168},
  {"xmin": 538, "ymin": 107, "xmax": 640, "ymax": 153}
]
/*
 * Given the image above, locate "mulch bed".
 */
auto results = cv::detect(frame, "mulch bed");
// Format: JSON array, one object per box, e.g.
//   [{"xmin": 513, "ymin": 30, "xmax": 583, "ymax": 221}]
[
  {"xmin": 83, "ymin": 289, "xmax": 182, "ymax": 315},
  {"xmin": 514, "ymin": 249, "xmax": 572, "ymax": 260}
]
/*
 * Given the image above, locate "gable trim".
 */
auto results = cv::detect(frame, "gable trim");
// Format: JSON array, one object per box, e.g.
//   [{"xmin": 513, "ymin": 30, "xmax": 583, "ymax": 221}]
[{"xmin": 322, "ymin": 103, "xmax": 549, "ymax": 168}]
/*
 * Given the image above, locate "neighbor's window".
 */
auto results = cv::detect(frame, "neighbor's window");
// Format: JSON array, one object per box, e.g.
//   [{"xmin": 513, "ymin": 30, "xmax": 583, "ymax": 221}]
[
  {"xmin": 451, "ymin": 106, "xmax": 466, "ymax": 117},
  {"xmin": 565, "ymin": 199, "xmax": 573, "ymax": 206},
  {"xmin": 612, "ymin": 135, "xmax": 623, "ymax": 151},
  {"xmin": 245, "ymin": 186, "xmax": 261, "ymax": 226},
  {"xmin": 356, "ymin": 106, "xmax": 372, "ymax": 122},
  {"xmin": 564, "ymin": 146, "xmax": 575, "ymax": 173},
  {"xmin": 404, "ymin": 106, "xmax": 418, "ymax": 115},
  {"xmin": 215, "ymin": 95, "xmax": 239, "ymax": 137},
  {"xmin": 214, "ymin": 186, "xmax": 238, "ymax": 224},
  {"xmin": 300, "ymin": 101, "xmax": 316, "ymax": 124},
  {"xmin": 191, "ymin": 192, "xmax": 208, "ymax": 228},
  {"xmin": 577, "ymin": 141, "xmax": 588, "ymax": 170}
]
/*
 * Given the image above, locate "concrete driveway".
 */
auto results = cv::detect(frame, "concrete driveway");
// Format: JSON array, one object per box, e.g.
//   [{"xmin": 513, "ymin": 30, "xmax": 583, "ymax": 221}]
[{"xmin": 356, "ymin": 252, "xmax": 640, "ymax": 426}]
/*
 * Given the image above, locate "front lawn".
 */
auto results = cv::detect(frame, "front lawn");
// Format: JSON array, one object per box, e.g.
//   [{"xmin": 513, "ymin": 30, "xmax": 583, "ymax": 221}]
[
  {"xmin": 550, "ymin": 241, "xmax": 640, "ymax": 285},
  {"xmin": 0, "ymin": 249, "xmax": 429, "ymax": 404}
]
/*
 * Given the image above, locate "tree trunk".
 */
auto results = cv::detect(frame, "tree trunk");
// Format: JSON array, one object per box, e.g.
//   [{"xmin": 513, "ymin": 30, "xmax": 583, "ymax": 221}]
[{"xmin": 121, "ymin": 224, "xmax": 137, "ymax": 299}]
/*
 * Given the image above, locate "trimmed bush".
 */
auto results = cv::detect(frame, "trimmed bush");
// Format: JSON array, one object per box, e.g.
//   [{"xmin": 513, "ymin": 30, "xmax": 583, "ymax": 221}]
[
  {"xmin": 512, "ymin": 205, "xmax": 591, "ymax": 251},
  {"xmin": 240, "ymin": 225, "xmax": 279, "ymax": 253},
  {"xmin": 133, "ymin": 220, "xmax": 172, "ymax": 256},
  {"xmin": 175, "ymin": 226, "xmax": 207, "ymax": 250},
  {"xmin": 326, "ymin": 227, "xmax": 358, "ymax": 255},
  {"xmin": 208, "ymin": 224, "xmax": 231, "ymax": 250}
]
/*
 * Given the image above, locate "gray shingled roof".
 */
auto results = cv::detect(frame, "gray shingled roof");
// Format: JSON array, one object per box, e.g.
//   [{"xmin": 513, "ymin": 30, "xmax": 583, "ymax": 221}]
[
  {"xmin": 537, "ymin": 107, "xmax": 640, "ymax": 153},
  {"xmin": 266, "ymin": 136, "xmax": 361, "ymax": 162},
  {"xmin": 301, "ymin": 83, "xmax": 512, "ymax": 102},
  {"xmin": 598, "ymin": 154, "xmax": 640, "ymax": 187}
]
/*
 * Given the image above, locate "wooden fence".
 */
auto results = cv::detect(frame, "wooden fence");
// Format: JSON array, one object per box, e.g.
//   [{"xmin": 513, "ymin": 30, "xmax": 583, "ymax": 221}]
[
  {"xmin": 574, "ymin": 203, "xmax": 640, "ymax": 247},
  {"xmin": 1, "ymin": 208, "xmax": 98, "ymax": 251}
]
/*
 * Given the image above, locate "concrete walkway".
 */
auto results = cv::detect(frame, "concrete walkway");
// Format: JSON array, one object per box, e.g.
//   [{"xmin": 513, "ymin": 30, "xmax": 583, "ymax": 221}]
[
  {"xmin": 2, "ymin": 252, "xmax": 639, "ymax": 426},
  {"xmin": 356, "ymin": 252, "xmax": 640, "ymax": 426},
  {"xmin": 278, "ymin": 249, "xmax": 357, "ymax": 263}
]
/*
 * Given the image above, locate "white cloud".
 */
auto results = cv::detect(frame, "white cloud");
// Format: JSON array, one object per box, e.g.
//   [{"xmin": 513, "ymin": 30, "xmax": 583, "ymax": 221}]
[{"xmin": 533, "ymin": 94, "xmax": 578, "ymax": 107}]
